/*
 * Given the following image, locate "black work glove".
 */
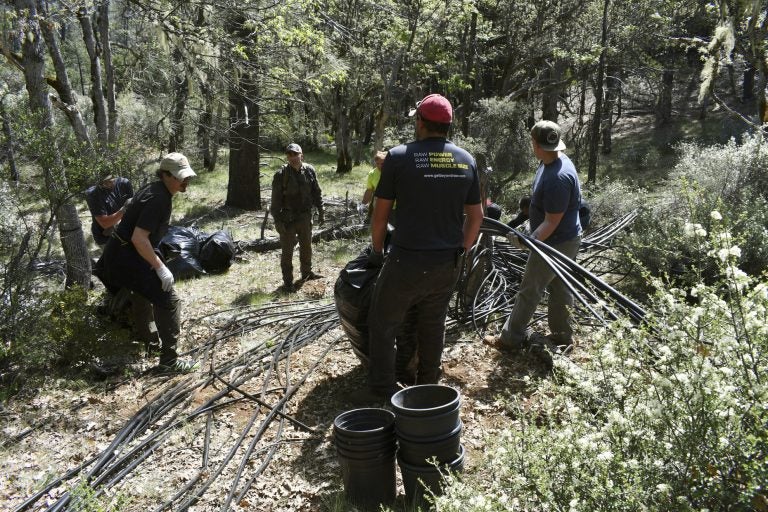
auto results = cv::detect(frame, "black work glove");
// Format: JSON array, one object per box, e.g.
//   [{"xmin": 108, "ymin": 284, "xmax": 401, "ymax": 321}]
[{"xmin": 367, "ymin": 248, "xmax": 384, "ymax": 268}]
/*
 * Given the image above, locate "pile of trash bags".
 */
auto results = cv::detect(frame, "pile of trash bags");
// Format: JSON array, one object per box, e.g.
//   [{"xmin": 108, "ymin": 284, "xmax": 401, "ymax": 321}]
[{"xmin": 159, "ymin": 226, "xmax": 237, "ymax": 280}]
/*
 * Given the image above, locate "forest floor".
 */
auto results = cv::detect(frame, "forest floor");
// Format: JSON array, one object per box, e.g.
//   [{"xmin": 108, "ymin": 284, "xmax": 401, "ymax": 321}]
[
  {"xmin": 0, "ymin": 206, "xmax": 564, "ymax": 512},
  {"xmin": 0, "ymin": 102, "xmax": 752, "ymax": 511}
]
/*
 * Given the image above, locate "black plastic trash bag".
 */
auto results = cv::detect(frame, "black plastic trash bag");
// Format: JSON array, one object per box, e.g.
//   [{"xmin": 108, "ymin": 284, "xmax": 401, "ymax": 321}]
[
  {"xmin": 159, "ymin": 226, "xmax": 205, "ymax": 280},
  {"xmin": 334, "ymin": 246, "xmax": 418, "ymax": 384},
  {"xmin": 199, "ymin": 230, "xmax": 236, "ymax": 273}
]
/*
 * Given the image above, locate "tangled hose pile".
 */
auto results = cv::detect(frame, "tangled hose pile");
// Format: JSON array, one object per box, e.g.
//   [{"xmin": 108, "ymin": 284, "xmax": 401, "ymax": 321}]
[{"xmin": 452, "ymin": 211, "xmax": 643, "ymax": 333}]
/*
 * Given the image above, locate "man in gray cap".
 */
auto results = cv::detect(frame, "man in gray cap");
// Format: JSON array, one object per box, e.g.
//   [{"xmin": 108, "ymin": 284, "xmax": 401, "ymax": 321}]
[
  {"xmin": 270, "ymin": 143, "xmax": 324, "ymax": 291},
  {"xmin": 486, "ymin": 120, "xmax": 583, "ymax": 351},
  {"xmin": 96, "ymin": 152, "xmax": 198, "ymax": 373}
]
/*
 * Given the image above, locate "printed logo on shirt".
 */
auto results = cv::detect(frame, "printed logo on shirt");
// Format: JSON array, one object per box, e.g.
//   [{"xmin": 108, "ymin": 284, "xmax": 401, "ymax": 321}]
[{"xmin": 413, "ymin": 151, "xmax": 470, "ymax": 173}]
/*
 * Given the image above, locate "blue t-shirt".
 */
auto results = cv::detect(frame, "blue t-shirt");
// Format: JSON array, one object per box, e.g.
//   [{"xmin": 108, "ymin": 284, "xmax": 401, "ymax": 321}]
[
  {"xmin": 375, "ymin": 137, "xmax": 481, "ymax": 251},
  {"xmin": 529, "ymin": 154, "xmax": 582, "ymax": 244}
]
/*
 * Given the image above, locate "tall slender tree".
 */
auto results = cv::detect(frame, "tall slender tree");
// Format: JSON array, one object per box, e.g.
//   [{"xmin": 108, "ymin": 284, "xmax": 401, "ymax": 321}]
[{"xmin": 14, "ymin": 0, "xmax": 91, "ymax": 287}]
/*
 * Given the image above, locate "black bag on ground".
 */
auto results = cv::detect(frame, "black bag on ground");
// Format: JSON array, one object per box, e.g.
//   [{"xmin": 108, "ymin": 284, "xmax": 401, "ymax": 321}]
[
  {"xmin": 579, "ymin": 201, "xmax": 592, "ymax": 231},
  {"xmin": 334, "ymin": 246, "xmax": 418, "ymax": 384},
  {"xmin": 158, "ymin": 226, "xmax": 205, "ymax": 280},
  {"xmin": 199, "ymin": 230, "xmax": 237, "ymax": 273}
]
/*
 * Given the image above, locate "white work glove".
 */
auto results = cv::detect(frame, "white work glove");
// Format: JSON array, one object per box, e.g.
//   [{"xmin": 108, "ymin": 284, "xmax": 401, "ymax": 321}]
[
  {"xmin": 155, "ymin": 264, "xmax": 175, "ymax": 292},
  {"xmin": 506, "ymin": 232, "xmax": 527, "ymax": 251}
]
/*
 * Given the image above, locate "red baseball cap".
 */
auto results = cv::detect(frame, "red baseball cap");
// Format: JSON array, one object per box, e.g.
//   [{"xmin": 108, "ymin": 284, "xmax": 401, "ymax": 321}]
[{"xmin": 409, "ymin": 94, "xmax": 453, "ymax": 124}]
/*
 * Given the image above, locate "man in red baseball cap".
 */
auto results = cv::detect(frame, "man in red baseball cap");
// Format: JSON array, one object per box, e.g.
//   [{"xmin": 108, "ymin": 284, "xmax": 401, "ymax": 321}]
[
  {"xmin": 354, "ymin": 93, "xmax": 483, "ymax": 403},
  {"xmin": 408, "ymin": 93, "xmax": 453, "ymax": 124}
]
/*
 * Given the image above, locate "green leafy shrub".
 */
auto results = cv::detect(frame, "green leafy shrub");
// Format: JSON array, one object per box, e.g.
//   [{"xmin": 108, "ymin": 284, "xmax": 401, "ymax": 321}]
[
  {"xmin": 466, "ymin": 97, "xmax": 533, "ymax": 189},
  {"xmin": 624, "ymin": 133, "xmax": 768, "ymax": 293},
  {"xmin": 435, "ymin": 218, "xmax": 768, "ymax": 511}
]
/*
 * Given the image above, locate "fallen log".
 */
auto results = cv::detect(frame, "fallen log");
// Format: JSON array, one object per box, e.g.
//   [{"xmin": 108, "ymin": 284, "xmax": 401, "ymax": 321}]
[{"xmin": 237, "ymin": 224, "xmax": 369, "ymax": 252}]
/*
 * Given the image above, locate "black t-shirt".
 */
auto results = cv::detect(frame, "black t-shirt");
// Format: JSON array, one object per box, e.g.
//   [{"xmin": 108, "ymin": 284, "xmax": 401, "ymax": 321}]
[
  {"xmin": 114, "ymin": 181, "xmax": 172, "ymax": 248},
  {"xmin": 376, "ymin": 137, "xmax": 481, "ymax": 251},
  {"xmin": 85, "ymin": 177, "xmax": 134, "ymax": 244}
]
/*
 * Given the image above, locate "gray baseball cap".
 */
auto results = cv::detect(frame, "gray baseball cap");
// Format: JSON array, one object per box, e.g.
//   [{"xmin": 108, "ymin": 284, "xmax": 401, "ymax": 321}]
[
  {"xmin": 531, "ymin": 120, "xmax": 566, "ymax": 151},
  {"xmin": 286, "ymin": 143, "xmax": 302, "ymax": 154}
]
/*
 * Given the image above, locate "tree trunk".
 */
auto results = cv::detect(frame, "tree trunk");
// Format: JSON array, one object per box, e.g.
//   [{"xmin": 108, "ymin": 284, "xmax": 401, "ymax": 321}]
[
  {"xmin": 1, "ymin": 97, "xmax": 19, "ymax": 181},
  {"xmin": 209, "ymin": 99, "xmax": 223, "ymax": 172},
  {"xmin": 373, "ymin": 11, "xmax": 418, "ymax": 152},
  {"xmin": 17, "ymin": 0, "xmax": 91, "ymax": 288},
  {"xmin": 37, "ymin": 0, "xmax": 92, "ymax": 147},
  {"xmin": 601, "ymin": 65, "xmax": 620, "ymax": 154},
  {"xmin": 460, "ymin": 11, "xmax": 478, "ymax": 137},
  {"xmin": 335, "ymin": 87, "xmax": 352, "ymax": 174},
  {"xmin": 97, "ymin": 0, "xmax": 118, "ymax": 144},
  {"xmin": 226, "ymin": 82, "xmax": 261, "ymax": 210},
  {"xmin": 587, "ymin": 0, "xmax": 610, "ymax": 184},
  {"xmin": 197, "ymin": 81, "xmax": 213, "ymax": 170},
  {"xmin": 742, "ymin": 65, "xmax": 755, "ymax": 100},
  {"xmin": 655, "ymin": 55, "xmax": 674, "ymax": 127},
  {"xmin": 78, "ymin": 6, "xmax": 108, "ymax": 146},
  {"xmin": 168, "ymin": 49, "xmax": 189, "ymax": 153},
  {"xmin": 758, "ymin": 62, "xmax": 768, "ymax": 128},
  {"xmin": 541, "ymin": 60, "xmax": 565, "ymax": 122}
]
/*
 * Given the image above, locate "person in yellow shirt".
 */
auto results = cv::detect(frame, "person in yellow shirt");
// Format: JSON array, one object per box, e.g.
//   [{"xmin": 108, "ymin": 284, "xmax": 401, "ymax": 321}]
[{"xmin": 362, "ymin": 151, "xmax": 396, "ymax": 226}]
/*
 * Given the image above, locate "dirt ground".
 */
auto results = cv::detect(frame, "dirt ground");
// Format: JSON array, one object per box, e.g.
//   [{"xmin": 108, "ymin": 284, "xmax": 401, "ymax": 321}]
[{"xmin": 0, "ymin": 228, "xmax": 565, "ymax": 512}]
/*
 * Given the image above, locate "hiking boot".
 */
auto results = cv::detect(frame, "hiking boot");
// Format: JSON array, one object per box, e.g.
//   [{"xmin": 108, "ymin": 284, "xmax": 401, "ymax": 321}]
[
  {"xmin": 156, "ymin": 359, "xmax": 200, "ymax": 374},
  {"xmin": 279, "ymin": 282, "xmax": 295, "ymax": 293},
  {"xmin": 528, "ymin": 332, "xmax": 573, "ymax": 355},
  {"xmin": 483, "ymin": 334, "xmax": 523, "ymax": 352},
  {"xmin": 301, "ymin": 271, "xmax": 323, "ymax": 281}
]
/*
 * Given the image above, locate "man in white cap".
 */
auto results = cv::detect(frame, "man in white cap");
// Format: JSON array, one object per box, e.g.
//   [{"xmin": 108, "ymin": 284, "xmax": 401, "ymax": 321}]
[
  {"xmin": 486, "ymin": 120, "xmax": 583, "ymax": 351},
  {"xmin": 96, "ymin": 152, "xmax": 198, "ymax": 373},
  {"xmin": 358, "ymin": 93, "xmax": 484, "ymax": 402}
]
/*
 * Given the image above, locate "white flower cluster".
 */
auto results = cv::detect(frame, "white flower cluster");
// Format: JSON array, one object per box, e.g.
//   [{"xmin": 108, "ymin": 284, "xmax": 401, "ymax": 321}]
[
  {"xmin": 436, "ymin": 235, "xmax": 768, "ymax": 510},
  {"xmin": 683, "ymin": 221, "xmax": 707, "ymax": 238}
]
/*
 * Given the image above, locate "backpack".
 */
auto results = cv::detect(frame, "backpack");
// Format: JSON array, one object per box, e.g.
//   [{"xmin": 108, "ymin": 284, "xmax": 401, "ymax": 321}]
[{"xmin": 579, "ymin": 201, "xmax": 592, "ymax": 231}]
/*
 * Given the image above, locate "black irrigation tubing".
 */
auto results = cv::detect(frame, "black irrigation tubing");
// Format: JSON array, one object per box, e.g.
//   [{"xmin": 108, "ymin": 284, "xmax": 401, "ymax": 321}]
[
  {"xmin": 166, "ymin": 309, "xmax": 339, "ymax": 509},
  {"xmin": 17, "ymin": 301, "xmax": 341, "ymax": 512},
  {"xmin": 210, "ymin": 369, "xmax": 316, "ymax": 433},
  {"xmin": 10, "ymin": 453, "xmax": 101, "ymax": 512},
  {"xmin": 171, "ymin": 315, "xmax": 340, "ymax": 511},
  {"xmin": 454, "ymin": 214, "xmax": 644, "ymax": 335},
  {"xmin": 539, "ymin": 242, "xmax": 646, "ymax": 322},
  {"xmin": 227, "ymin": 332, "xmax": 343, "ymax": 509}
]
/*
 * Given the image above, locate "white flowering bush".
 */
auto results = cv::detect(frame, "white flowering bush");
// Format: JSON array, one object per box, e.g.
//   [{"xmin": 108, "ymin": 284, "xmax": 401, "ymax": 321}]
[
  {"xmin": 435, "ymin": 217, "xmax": 768, "ymax": 511},
  {"xmin": 624, "ymin": 133, "xmax": 768, "ymax": 293}
]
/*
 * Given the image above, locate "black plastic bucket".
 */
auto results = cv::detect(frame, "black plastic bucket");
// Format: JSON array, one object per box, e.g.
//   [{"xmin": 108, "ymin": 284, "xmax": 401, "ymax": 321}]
[
  {"xmin": 333, "ymin": 408, "xmax": 397, "ymax": 509},
  {"xmin": 396, "ymin": 421, "xmax": 463, "ymax": 466},
  {"xmin": 391, "ymin": 384, "xmax": 461, "ymax": 442},
  {"xmin": 391, "ymin": 384, "xmax": 461, "ymax": 417},
  {"xmin": 399, "ymin": 444, "xmax": 466, "ymax": 505},
  {"xmin": 394, "ymin": 402, "xmax": 461, "ymax": 438}
]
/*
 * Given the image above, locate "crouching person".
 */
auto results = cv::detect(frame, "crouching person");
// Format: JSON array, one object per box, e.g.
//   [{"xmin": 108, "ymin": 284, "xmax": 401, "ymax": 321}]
[{"xmin": 96, "ymin": 153, "xmax": 198, "ymax": 373}]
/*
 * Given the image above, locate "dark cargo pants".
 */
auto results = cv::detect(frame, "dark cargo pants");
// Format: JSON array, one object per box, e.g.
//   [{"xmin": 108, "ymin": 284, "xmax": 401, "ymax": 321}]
[
  {"xmin": 98, "ymin": 238, "xmax": 182, "ymax": 365},
  {"xmin": 367, "ymin": 249, "xmax": 463, "ymax": 394}
]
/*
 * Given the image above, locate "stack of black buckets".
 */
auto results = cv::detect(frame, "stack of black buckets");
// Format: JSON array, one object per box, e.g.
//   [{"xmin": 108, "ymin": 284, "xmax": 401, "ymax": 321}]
[{"xmin": 333, "ymin": 384, "xmax": 465, "ymax": 509}]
